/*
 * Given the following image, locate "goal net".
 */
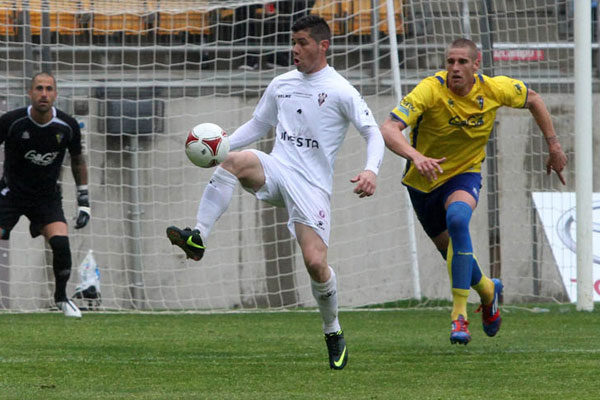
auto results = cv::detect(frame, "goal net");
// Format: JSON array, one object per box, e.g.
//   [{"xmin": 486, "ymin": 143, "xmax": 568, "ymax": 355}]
[{"xmin": 0, "ymin": 0, "xmax": 584, "ymax": 311}]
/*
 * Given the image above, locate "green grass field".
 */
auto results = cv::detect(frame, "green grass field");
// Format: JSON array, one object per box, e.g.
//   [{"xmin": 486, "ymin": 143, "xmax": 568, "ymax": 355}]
[{"xmin": 0, "ymin": 305, "xmax": 598, "ymax": 400}]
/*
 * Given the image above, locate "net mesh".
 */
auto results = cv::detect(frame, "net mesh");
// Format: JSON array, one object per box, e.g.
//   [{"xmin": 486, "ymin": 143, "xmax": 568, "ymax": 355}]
[{"xmin": 0, "ymin": 0, "xmax": 586, "ymax": 311}]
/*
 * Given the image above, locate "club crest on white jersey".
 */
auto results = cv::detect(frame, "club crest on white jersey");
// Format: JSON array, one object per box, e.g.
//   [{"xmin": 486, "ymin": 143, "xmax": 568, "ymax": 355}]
[{"xmin": 318, "ymin": 92, "xmax": 327, "ymax": 106}]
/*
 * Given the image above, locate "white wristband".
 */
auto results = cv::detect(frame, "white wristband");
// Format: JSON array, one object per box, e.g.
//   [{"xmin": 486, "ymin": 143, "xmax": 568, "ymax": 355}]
[{"xmin": 77, "ymin": 206, "xmax": 91, "ymax": 214}]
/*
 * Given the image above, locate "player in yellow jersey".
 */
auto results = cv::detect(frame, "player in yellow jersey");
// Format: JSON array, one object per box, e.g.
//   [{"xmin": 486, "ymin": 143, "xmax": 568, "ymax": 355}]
[{"xmin": 381, "ymin": 38, "xmax": 567, "ymax": 345}]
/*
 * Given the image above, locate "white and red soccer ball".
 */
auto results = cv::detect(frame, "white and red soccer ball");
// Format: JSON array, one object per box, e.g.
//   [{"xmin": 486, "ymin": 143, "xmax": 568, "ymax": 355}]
[{"xmin": 185, "ymin": 123, "xmax": 230, "ymax": 168}]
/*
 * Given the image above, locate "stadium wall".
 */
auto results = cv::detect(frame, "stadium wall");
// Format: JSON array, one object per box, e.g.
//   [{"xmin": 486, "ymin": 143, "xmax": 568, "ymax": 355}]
[{"xmin": 6, "ymin": 93, "xmax": 598, "ymax": 309}]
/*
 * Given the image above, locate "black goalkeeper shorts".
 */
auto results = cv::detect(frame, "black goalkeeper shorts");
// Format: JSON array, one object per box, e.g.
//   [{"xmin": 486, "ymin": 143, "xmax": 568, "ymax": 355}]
[{"xmin": 0, "ymin": 189, "xmax": 66, "ymax": 239}]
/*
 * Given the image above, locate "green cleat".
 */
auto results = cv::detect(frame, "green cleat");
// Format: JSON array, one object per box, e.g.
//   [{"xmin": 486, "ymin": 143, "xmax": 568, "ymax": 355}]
[
  {"xmin": 324, "ymin": 330, "xmax": 348, "ymax": 370},
  {"xmin": 166, "ymin": 226, "xmax": 205, "ymax": 261}
]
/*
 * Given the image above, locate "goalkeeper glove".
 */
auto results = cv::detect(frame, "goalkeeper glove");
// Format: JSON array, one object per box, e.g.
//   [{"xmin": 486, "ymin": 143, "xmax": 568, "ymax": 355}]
[{"xmin": 75, "ymin": 185, "xmax": 91, "ymax": 229}]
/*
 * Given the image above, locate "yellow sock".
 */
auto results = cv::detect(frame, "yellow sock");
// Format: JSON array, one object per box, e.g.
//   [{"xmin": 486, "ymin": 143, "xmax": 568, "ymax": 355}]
[
  {"xmin": 451, "ymin": 288, "xmax": 469, "ymax": 321},
  {"xmin": 472, "ymin": 276, "xmax": 495, "ymax": 305}
]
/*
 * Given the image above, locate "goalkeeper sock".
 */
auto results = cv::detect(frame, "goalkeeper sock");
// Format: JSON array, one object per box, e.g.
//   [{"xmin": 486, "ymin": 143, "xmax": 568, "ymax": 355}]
[
  {"xmin": 195, "ymin": 167, "xmax": 237, "ymax": 238},
  {"xmin": 311, "ymin": 266, "xmax": 341, "ymax": 334},
  {"xmin": 49, "ymin": 236, "xmax": 72, "ymax": 302}
]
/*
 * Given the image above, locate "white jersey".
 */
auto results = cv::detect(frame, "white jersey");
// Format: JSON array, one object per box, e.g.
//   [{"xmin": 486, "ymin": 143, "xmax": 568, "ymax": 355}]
[{"xmin": 253, "ymin": 65, "xmax": 378, "ymax": 196}]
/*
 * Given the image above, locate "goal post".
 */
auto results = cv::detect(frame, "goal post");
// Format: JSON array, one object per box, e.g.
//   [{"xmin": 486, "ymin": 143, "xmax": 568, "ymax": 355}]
[
  {"xmin": 0, "ymin": 0, "xmax": 593, "ymax": 312},
  {"xmin": 385, "ymin": 0, "xmax": 422, "ymax": 301},
  {"xmin": 574, "ymin": 0, "xmax": 594, "ymax": 312}
]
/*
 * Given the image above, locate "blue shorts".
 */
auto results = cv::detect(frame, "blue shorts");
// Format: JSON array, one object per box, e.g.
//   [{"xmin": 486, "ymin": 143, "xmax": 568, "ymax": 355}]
[{"xmin": 406, "ymin": 173, "xmax": 482, "ymax": 238}]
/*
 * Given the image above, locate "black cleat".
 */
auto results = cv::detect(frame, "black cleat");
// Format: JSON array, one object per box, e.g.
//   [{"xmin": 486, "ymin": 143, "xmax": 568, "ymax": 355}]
[
  {"xmin": 324, "ymin": 330, "xmax": 348, "ymax": 370},
  {"xmin": 166, "ymin": 226, "xmax": 205, "ymax": 261}
]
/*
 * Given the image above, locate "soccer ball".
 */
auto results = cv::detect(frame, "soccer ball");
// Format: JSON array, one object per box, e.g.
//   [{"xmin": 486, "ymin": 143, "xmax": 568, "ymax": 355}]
[{"xmin": 185, "ymin": 123, "xmax": 230, "ymax": 168}]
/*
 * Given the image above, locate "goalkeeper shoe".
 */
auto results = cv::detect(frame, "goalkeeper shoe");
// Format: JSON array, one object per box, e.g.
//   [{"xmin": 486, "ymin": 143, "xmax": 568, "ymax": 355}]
[
  {"xmin": 56, "ymin": 299, "xmax": 82, "ymax": 318},
  {"xmin": 166, "ymin": 226, "xmax": 205, "ymax": 261},
  {"xmin": 476, "ymin": 278, "xmax": 503, "ymax": 337},
  {"xmin": 324, "ymin": 330, "xmax": 348, "ymax": 370},
  {"xmin": 450, "ymin": 315, "xmax": 471, "ymax": 345}
]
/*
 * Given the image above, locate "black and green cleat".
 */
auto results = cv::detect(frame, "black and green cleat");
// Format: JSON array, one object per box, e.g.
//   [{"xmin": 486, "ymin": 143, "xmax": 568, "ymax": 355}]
[
  {"xmin": 166, "ymin": 226, "xmax": 206, "ymax": 261},
  {"xmin": 324, "ymin": 330, "xmax": 348, "ymax": 370}
]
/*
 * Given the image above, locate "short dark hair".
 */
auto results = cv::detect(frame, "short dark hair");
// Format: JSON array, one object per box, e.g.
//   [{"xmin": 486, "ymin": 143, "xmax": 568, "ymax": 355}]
[
  {"xmin": 291, "ymin": 15, "xmax": 331, "ymax": 43},
  {"xmin": 30, "ymin": 72, "xmax": 56, "ymax": 89},
  {"xmin": 448, "ymin": 38, "xmax": 479, "ymax": 61}
]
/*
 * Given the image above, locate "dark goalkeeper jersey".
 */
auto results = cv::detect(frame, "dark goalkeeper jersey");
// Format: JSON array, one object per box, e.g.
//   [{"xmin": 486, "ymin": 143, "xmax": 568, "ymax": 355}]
[{"xmin": 0, "ymin": 106, "xmax": 82, "ymax": 200}]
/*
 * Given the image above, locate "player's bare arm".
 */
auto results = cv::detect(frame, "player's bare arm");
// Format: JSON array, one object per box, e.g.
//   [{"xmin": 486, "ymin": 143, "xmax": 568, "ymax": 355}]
[
  {"xmin": 70, "ymin": 153, "xmax": 88, "ymax": 186},
  {"xmin": 350, "ymin": 170, "xmax": 376, "ymax": 198},
  {"xmin": 525, "ymin": 88, "xmax": 568, "ymax": 185},
  {"xmin": 381, "ymin": 116, "xmax": 446, "ymax": 182}
]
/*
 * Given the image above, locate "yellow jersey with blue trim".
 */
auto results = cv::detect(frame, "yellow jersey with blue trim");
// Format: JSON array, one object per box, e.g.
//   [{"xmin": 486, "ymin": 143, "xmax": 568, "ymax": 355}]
[{"xmin": 390, "ymin": 71, "xmax": 528, "ymax": 193}]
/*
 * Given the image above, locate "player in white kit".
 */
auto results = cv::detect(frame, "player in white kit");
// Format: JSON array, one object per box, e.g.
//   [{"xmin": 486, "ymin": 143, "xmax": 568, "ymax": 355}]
[{"xmin": 167, "ymin": 15, "xmax": 384, "ymax": 370}]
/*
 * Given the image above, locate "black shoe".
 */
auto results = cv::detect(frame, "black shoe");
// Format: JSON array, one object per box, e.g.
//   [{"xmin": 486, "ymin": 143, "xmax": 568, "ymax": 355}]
[
  {"xmin": 324, "ymin": 330, "xmax": 348, "ymax": 370},
  {"xmin": 166, "ymin": 226, "xmax": 205, "ymax": 261}
]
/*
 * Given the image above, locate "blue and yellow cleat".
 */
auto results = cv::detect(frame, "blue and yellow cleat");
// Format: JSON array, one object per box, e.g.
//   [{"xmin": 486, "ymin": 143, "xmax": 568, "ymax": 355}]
[
  {"xmin": 166, "ymin": 226, "xmax": 205, "ymax": 261},
  {"xmin": 477, "ymin": 278, "xmax": 503, "ymax": 337},
  {"xmin": 324, "ymin": 330, "xmax": 348, "ymax": 370},
  {"xmin": 450, "ymin": 315, "xmax": 471, "ymax": 345}
]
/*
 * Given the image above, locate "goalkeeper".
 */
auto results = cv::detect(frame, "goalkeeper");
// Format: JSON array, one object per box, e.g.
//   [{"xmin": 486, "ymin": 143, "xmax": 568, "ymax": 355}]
[
  {"xmin": 0, "ymin": 72, "xmax": 90, "ymax": 318},
  {"xmin": 381, "ymin": 38, "xmax": 567, "ymax": 345},
  {"xmin": 167, "ymin": 15, "xmax": 384, "ymax": 370}
]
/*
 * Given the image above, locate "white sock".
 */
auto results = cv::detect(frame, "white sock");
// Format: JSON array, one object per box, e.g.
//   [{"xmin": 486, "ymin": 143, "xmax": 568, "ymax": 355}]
[
  {"xmin": 194, "ymin": 167, "xmax": 237, "ymax": 238},
  {"xmin": 311, "ymin": 265, "xmax": 341, "ymax": 334}
]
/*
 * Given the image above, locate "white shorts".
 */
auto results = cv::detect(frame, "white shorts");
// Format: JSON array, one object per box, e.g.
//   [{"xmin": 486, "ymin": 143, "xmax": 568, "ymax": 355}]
[{"xmin": 244, "ymin": 149, "xmax": 331, "ymax": 246}]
